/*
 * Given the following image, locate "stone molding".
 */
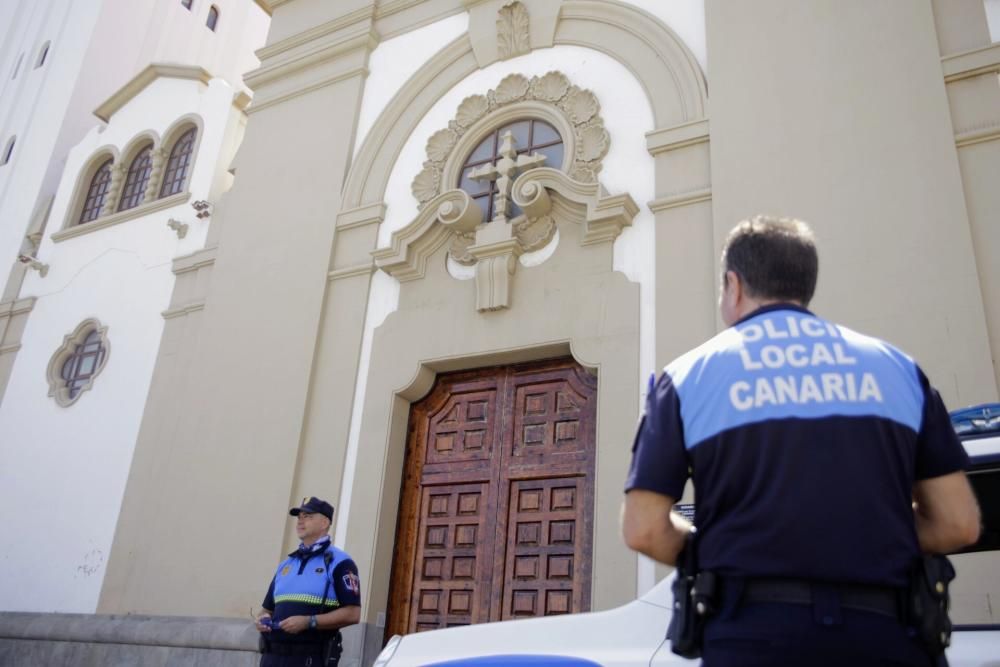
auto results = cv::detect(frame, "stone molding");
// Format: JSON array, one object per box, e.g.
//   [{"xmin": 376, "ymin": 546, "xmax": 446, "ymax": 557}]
[
  {"xmin": 94, "ymin": 64, "xmax": 212, "ymax": 123},
  {"xmin": 328, "ymin": 263, "xmax": 376, "ymax": 281},
  {"xmin": 336, "ymin": 202, "xmax": 387, "ymax": 230},
  {"xmin": 942, "ymin": 42, "xmax": 1000, "ymax": 83},
  {"xmin": 412, "ymin": 71, "xmax": 610, "ymax": 208},
  {"xmin": 46, "ymin": 319, "xmax": 110, "ymax": 408},
  {"xmin": 162, "ymin": 301, "xmax": 207, "ymax": 320},
  {"xmin": 645, "ymin": 119, "xmax": 710, "ymax": 156},
  {"xmin": 52, "ymin": 192, "xmax": 191, "ymax": 243},
  {"xmin": 373, "ymin": 189, "xmax": 480, "ymax": 283},
  {"xmin": 375, "ymin": 168, "xmax": 637, "ymax": 310},
  {"xmin": 172, "ymin": 246, "xmax": 218, "ymax": 275},
  {"xmin": 648, "ymin": 187, "xmax": 712, "ymax": 212},
  {"xmin": 955, "ymin": 123, "xmax": 1000, "ymax": 147},
  {"xmin": 245, "ymin": 29, "xmax": 378, "ymax": 92},
  {"xmin": 341, "ymin": 0, "xmax": 707, "ymax": 211}
]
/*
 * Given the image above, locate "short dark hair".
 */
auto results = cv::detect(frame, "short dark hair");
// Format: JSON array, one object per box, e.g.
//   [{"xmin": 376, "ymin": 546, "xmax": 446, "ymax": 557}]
[{"xmin": 721, "ymin": 215, "xmax": 818, "ymax": 306}]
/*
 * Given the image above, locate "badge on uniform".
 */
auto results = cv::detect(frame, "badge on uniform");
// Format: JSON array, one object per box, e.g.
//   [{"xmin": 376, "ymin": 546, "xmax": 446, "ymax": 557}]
[
  {"xmin": 281, "ymin": 565, "xmax": 290, "ymax": 576},
  {"xmin": 342, "ymin": 572, "xmax": 360, "ymax": 595},
  {"xmin": 315, "ymin": 567, "xmax": 325, "ymax": 574}
]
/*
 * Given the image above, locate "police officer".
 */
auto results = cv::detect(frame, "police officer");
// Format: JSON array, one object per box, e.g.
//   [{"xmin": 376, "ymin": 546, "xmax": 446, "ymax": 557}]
[
  {"xmin": 256, "ymin": 497, "xmax": 361, "ymax": 667},
  {"xmin": 622, "ymin": 216, "xmax": 981, "ymax": 666}
]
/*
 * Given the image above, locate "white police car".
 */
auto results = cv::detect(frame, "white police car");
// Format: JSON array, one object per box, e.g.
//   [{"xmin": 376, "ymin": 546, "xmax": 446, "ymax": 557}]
[{"xmin": 375, "ymin": 405, "xmax": 1000, "ymax": 666}]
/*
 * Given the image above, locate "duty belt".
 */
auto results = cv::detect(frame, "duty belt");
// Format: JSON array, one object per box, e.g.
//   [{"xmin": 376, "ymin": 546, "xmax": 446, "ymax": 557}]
[{"xmin": 742, "ymin": 578, "xmax": 900, "ymax": 619}]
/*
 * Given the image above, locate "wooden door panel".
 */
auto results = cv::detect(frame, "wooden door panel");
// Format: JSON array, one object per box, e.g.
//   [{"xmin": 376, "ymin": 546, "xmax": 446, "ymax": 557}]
[
  {"xmin": 389, "ymin": 358, "xmax": 596, "ymax": 638},
  {"xmin": 409, "ymin": 482, "xmax": 492, "ymax": 632},
  {"xmin": 501, "ymin": 476, "xmax": 591, "ymax": 619},
  {"xmin": 425, "ymin": 388, "xmax": 498, "ymax": 467}
]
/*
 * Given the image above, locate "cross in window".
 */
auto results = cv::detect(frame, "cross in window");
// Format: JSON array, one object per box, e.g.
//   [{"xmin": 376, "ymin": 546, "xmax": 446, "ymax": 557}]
[{"xmin": 469, "ymin": 130, "xmax": 546, "ymax": 223}]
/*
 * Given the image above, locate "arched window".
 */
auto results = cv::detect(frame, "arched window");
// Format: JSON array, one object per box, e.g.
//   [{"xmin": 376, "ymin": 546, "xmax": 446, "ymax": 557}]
[
  {"xmin": 206, "ymin": 6, "xmax": 219, "ymax": 31},
  {"xmin": 159, "ymin": 127, "xmax": 197, "ymax": 197},
  {"xmin": 1, "ymin": 136, "xmax": 15, "ymax": 166},
  {"xmin": 458, "ymin": 119, "xmax": 564, "ymax": 222},
  {"xmin": 61, "ymin": 330, "xmax": 107, "ymax": 400},
  {"xmin": 118, "ymin": 144, "xmax": 153, "ymax": 211},
  {"xmin": 79, "ymin": 158, "xmax": 113, "ymax": 224},
  {"xmin": 35, "ymin": 41, "xmax": 50, "ymax": 68},
  {"xmin": 182, "ymin": 0, "xmax": 193, "ymax": 9},
  {"xmin": 11, "ymin": 53, "xmax": 23, "ymax": 79}
]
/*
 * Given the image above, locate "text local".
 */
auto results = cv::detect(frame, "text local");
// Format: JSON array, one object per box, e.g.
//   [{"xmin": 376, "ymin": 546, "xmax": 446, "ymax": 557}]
[{"xmin": 730, "ymin": 316, "xmax": 884, "ymax": 411}]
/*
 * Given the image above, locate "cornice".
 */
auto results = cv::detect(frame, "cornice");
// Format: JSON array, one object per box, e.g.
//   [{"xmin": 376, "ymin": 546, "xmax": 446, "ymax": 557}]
[
  {"xmin": 247, "ymin": 66, "xmax": 369, "ymax": 114},
  {"xmin": 645, "ymin": 119, "xmax": 710, "ymax": 156},
  {"xmin": 245, "ymin": 28, "xmax": 377, "ymax": 91},
  {"xmin": 648, "ymin": 187, "xmax": 712, "ymax": 212},
  {"xmin": 172, "ymin": 246, "xmax": 218, "ymax": 275},
  {"xmin": 253, "ymin": 0, "xmax": 274, "ymax": 16},
  {"xmin": 0, "ymin": 297, "xmax": 36, "ymax": 319},
  {"xmin": 942, "ymin": 42, "xmax": 1000, "ymax": 83},
  {"xmin": 255, "ymin": 7, "xmax": 375, "ymax": 61},
  {"xmin": 51, "ymin": 192, "xmax": 191, "ymax": 243},
  {"xmin": 955, "ymin": 122, "xmax": 1000, "ymax": 148},
  {"xmin": 94, "ymin": 65, "xmax": 212, "ymax": 122},
  {"xmin": 336, "ymin": 202, "xmax": 387, "ymax": 229},
  {"xmin": 162, "ymin": 301, "xmax": 206, "ymax": 320},
  {"xmin": 328, "ymin": 263, "xmax": 376, "ymax": 281}
]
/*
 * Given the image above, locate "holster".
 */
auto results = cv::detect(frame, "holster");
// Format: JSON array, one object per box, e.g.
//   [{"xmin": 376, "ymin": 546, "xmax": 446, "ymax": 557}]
[
  {"xmin": 905, "ymin": 554, "xmax": 956, "ymax": 658},
  {"xmin": 321, "ymin": 631, "xmax": 343, "ymax": 666},
  {"xmin": 667, "ymin": 533, "xmax": 716, "ymax": 659}
]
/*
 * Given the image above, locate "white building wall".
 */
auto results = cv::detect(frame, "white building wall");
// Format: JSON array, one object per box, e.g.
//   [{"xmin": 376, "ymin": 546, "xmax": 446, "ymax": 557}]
[
  {"xmin": 0, "ymin": 0, "xmax": 268, "ymax": 300},
  {"xmin": 0, "ymin": 76, "xmax": 242, "ymax": 613}
]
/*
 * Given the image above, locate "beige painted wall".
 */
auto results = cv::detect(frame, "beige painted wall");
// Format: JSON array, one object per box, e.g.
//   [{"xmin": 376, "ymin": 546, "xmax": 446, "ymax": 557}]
[
  {"xmin": 99, "ymin": 20, "xmax": 373, "ymax": 615},
  {"xmin": 707, "ymin": 0, "xmax": 997, "ymax": 408}
]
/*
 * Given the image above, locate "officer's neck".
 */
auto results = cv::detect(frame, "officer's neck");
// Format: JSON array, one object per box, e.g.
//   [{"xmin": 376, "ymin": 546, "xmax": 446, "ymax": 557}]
[{"xmin": 301, "ymin": 534, "xmax": 330, "ymax": 549}]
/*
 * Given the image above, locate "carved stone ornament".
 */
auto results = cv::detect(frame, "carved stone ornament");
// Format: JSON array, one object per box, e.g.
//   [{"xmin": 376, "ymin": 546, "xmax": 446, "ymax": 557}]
[
  {"xmin": 411, "ymin": 71, "xmax": 611, "ymax": 209},
  {"xmin": 497, "ymin": 1, "xmax": 530, "ymax": 60},
  {"xmin": 391, "ymin": 72, "xmax": 626, "ymax": 314}
]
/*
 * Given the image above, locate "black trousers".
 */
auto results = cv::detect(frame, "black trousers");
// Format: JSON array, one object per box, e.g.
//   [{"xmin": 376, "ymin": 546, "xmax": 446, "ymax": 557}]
[
  {"xmin": 701, "ymin": 582, "xmax": 939, "ymax": 667},
  {"xmin": 260, "ymin": 652, "xmax": 327, "ymax": 667}
]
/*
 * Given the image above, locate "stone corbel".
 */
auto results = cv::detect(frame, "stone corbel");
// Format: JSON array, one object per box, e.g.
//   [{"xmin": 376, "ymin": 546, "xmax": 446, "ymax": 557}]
[
  {"xmin": 372, "ymin": 190, "xmax": 482, "ymax": 283},
  {"xmin": 512, "ymin": 167, "xmax": 639, "ymax": 246},
  {"xmin": 466, "ymin": 215, "xmax": 524, "ymax": 312}
]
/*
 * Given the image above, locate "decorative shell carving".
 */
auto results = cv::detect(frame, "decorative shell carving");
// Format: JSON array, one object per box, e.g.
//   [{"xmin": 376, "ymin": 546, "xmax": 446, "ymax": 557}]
[
  {"xmin": 497, "ymin": 1, "xmax": 530, "ymax": 60},
  {"xmin": 411, "ymin": 165, "xmax": 441, "ymax": 205},
  {"xmin": 561, "ymin": 88, "xmax": 598, "ymax": 124},
  {"xmin": 449, "ymin": 231, "xmax": 477, "ymax": 265},
  {"xmin": 493, "ymin": 73, "xmax": 530, "ymax": 105},
  {"xmin": 578, "ymin": 124, "xmax": 610, "ymax": 162},
  {"xmin": 426, "ymin": 129, "xmax": 458, "ymax": 162},
  {"xmin": 531, "ymin": 72, "xmax": 569, "ymax": 102},
  {"xmin": 455, "ymin": 95, "xmax": 489, "ymax": 128},
  {"xmin": 515, "ymin": 215, "xmax": 556, "ymax": 252}
]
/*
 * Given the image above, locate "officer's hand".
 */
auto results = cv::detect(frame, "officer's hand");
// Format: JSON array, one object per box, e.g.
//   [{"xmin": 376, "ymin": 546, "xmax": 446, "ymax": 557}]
[
  {"xmin": 255, "ymin": 614, "xmax": 272, "ymax": 633},
  {"xmin": 278, "ymin": 615, "xmax": 310, "ymax": 634}
]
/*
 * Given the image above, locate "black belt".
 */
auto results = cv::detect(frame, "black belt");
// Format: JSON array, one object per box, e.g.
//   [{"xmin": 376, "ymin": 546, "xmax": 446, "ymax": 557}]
[
  {"xmin": 262, "ymin": 641, "xmax": 324, "ymax": 656},
  {"xmin": 742, "ymin": 579, "xmax": 901, "ymax": 619}
]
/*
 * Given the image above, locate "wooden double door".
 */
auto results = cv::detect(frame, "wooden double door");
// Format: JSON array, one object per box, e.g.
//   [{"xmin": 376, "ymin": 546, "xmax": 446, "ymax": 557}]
[{"xmin": 387, "ymin": 358, "xmax": 597, "ymax": 635}]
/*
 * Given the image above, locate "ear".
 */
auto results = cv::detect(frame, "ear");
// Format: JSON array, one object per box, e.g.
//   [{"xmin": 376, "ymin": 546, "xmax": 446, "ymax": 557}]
[{"xmin": 724, "ymin": 270, "xmax": 742, "ymax": 304}]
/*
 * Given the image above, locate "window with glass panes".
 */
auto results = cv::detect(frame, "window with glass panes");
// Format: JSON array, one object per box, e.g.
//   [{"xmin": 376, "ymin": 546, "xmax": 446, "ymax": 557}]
[
  {"xmin": 159, "ymin": 128, "xmax": 196, "ymax": 197},
  {"xmin": 79, "ymin": 159, "xmax": 113, "ymax": 224},
  {"xmin": 61, "ymin": 330, "xmax": 106, "ymax": 400},
  {"xmin": 118, "ymin": 145, "xmax": 153, "ymax": 211},
  {"xmin": 458, "ymin": 119, "xmax": 563, "ymax": 222}
]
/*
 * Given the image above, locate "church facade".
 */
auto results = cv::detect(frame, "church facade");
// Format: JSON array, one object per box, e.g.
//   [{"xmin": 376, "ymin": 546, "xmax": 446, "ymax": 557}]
[{"xmin": 1, "ymin": 1, "xmax": 999, "ymax": 665}]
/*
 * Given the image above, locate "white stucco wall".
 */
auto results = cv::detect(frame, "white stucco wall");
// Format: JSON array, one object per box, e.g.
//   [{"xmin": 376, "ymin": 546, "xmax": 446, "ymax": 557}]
[
  {"xmin": 337, "ymin": 5, "xmax": 677, "ymax": 542},
  {"xmin": 0, "ymin": 76, "xmax": 241, "ymax": 613}
]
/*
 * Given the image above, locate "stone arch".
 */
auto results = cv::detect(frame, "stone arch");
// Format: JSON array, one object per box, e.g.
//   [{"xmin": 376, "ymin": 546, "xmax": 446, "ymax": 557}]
[
  {"xmin": 61, "ymin": 146, "xmax": 121, "ymax": 229},
  {"xmin": 340, "ymin": 0, "xmax": 707, "ymax": 214}
]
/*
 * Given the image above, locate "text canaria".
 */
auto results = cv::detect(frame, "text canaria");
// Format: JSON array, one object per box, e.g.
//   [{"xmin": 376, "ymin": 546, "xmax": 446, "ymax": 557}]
[{"xmin": 729, "ymin": 372, "xmax": 883, "ymax": 410}]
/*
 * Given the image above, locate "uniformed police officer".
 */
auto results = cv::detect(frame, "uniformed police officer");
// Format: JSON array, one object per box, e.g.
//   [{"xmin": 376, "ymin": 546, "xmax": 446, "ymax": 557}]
[
  {"xmin": 622, "ymin": 216, "xmax": 982, "ymax": 666},
  {"xmin": 256, "ymin": 497, "xmax": 361, "ymax": 667}
]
